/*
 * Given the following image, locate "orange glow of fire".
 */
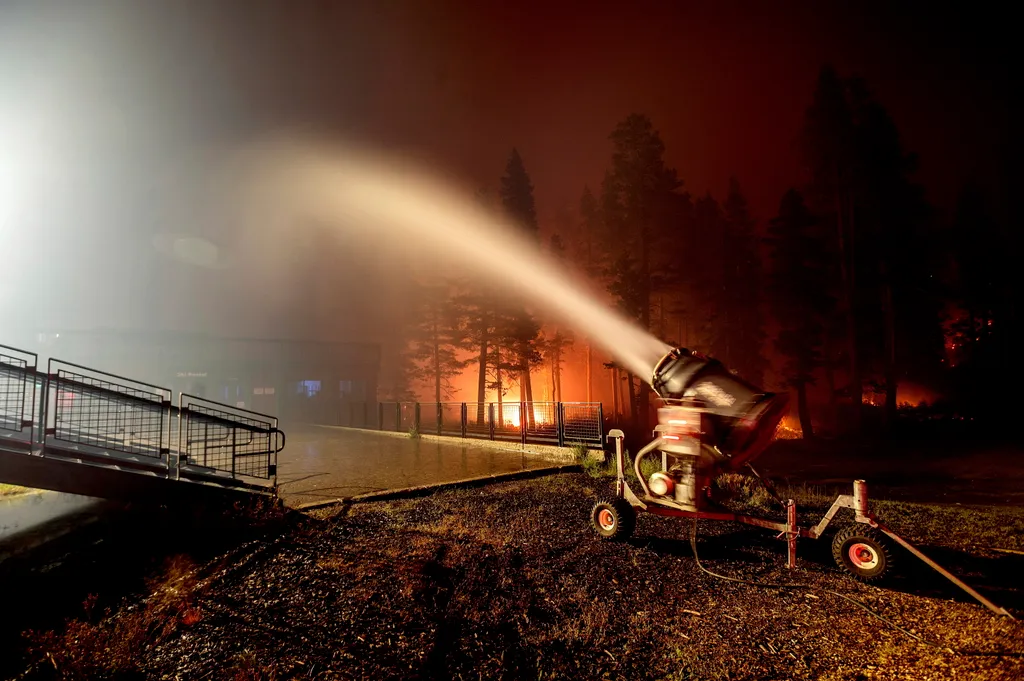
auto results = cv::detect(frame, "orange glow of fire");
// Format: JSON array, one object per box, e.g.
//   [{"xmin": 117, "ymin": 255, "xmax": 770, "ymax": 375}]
[
  {"xmin": 504, "ymin": 405, "xmax": 554, "ymax": 428},
  {"xmin": 774, "ymin": 416, "xmax": 802, "ymax": 440}
]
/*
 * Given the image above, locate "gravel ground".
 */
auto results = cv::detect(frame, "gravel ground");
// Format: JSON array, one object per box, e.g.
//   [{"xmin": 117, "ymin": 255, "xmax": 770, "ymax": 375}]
[{"xmin": 16, "ymin": 472, "xmax": 1024, "ymax": 680}]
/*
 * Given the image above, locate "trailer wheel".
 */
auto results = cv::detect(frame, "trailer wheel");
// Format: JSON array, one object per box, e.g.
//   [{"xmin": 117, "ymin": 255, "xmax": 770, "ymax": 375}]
[
  {"xmin": 591, "ymin": 498, "xmax": 636, "ymax": 540},
  {"xmin": 832, "ymin": 525, "xmax": 894, "ymax": 583}
]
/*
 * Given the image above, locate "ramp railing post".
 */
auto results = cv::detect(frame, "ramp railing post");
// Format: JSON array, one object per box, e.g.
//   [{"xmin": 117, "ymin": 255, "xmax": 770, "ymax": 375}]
[
  {"xmin": 488, "ymin": 403, "xmax": 495, "ymax": 440},
  {"xmin": 37, "ymin": 372, "xmax": 48, "ymax": 455},
  {"xmin": 461, "ymin": 403, "xmax": 467, "ymax": 438},
  {"xmin": 175, "ymin": 394, "xmax": 185, "ymax": 481}
]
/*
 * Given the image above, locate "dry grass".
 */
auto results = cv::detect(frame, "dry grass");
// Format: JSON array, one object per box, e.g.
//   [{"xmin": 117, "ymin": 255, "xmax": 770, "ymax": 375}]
[
  {"xmin": 19, "ymin": 473, "xmax": 1024, "ymax": 680},
  {"xmin": 25, "ymin": 555, "xmax": 202, "ymax": 679},
  {"xmin": 0, "ymin": 483, "xmax": 33, "ymax": 496}
]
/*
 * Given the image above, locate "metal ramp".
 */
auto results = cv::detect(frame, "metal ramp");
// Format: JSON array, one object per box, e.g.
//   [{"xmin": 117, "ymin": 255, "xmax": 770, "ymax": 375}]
[{"xmin": 1, "ymin": 343, "xmax": 284, "ymax": 503}]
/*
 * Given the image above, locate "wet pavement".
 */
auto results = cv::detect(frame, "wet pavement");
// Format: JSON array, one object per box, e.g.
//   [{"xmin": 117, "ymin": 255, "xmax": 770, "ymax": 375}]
[{"xmin": 276, "ymin": 426, "xmax": 557, "ymax": 506}]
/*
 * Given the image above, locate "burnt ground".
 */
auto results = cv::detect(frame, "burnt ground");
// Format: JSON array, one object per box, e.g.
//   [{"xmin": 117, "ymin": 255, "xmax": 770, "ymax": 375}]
[{"xmin": 8, "ymin": 472, "xmax": 1024, "ymax": 681}]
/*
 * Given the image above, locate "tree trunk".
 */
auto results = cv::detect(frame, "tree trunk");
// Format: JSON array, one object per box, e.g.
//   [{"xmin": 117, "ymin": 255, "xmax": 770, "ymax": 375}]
[
  {"xmin": 611, "ymin": 366, "xmax": 620, "ymax": 418},
  {"xmin": 627, "ymin": 374, "xmax": 638, "ymax": 426},
  {"xmin": 822, "ymin": 329, "xmax": 838, "ymax": 430},
  {"xmin": 496, "ymin": 357, "xmax": 503, "ymax": 417},
  {"xmin": 554, "ymin": 342, "xmax": 562, "ymax": 403},
  {"xmin": 638, "ymin": 229, "xmax": 651, "ymax": 428},
  {"xmin": 520, "ymin": 341, "xmax": 535, "ymax": 428},
  {"xmin": 883, "ymin": 280, "xmax": 898, "ymax": 428},
  {"xmin": 658, "ymin": 296, "xmax": 666, "ymax": 339},
  {"xmin": 433, "ymin": 343, "xmax": 441, "ymax": 404},
  {"xmin": 834, "ymin": 185, "xmax": 861, "ymax": 430},
  {"xmin": 796, "ymin": 382, "xmax": 814, "ymax": 439},
  {"xmin": 846, "ymin": 194, "xmax": 863, "ymax": 423},
  {"xmin": 476, "ymin": 317, "xmax": 488, "ymax": 425},
  {"xmin": 586, "ymin": 342, "xmax": 592, "ymax": 402},
  {"xmin": 549, "ymin": 350, "xmax": 556, "ymax": 403}
]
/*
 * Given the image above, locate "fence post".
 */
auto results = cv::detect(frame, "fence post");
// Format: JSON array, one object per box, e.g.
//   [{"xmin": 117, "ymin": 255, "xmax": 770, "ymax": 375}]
[
  {"xmin": 395, "ymin": 403, "xmax": 401, "ymax": 432},
  {"xmin": 414, "ymin": 402, "xmax": 421, "ymax": 433},
  {"xmin": 521, "ymin": 402, "xmax": 527, "ymax": 445},
  {"xmin": 436, "ymin": 403, "xmax": 442, "ymax": 435},
  {"xmin": 557, "ymin": 402, "xmax": 565, "ymax": 447},
  {"xmin": 378, "ymin": 402, "xmax": 384, "ymax": 430},
  {"xmin": 461, "ymin": 403, "xmax": 467, "ymax": 438},
  {"xmin": 363, "ymin": 401, "xmax": 368, "ymax": 428},
  {"xmin": 597, "ymin": 402, "xmax": 604, "ymax": 446},
  {"xmin": 488, "ymin": 403, "xmax": 495, "ymax": 440}
]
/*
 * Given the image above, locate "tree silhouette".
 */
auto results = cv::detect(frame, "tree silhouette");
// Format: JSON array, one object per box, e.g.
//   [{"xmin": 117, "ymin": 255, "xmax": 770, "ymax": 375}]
[
  {"xmin": 766, "ymin": 189, "xmax": 831, "ymax": 437},
  {"xmin": 688, "ymin": 193, "xmax": 726, "ymax": 356},
  {"xmin": 499, "ymin": 148, "xmax": 544, "ymax": 419},
  {"xmin": 406, "ymin": 284, "xmax": 468, "ymax": 403},
  {"xmin": 847, "ymin": 78, "xmax": 939, "ymax": 424},
  {"xmin": 948, "ymin": 181, "xmax": 1012, "ymax": 413},
  {"xmin": 720, "ymin": 178, "xmax": 768, "ymax": 386},
  {"xmin": 543, "ymin": 234, "xmax": 574, "ymax": 402},
  {"xmin": 800, "ymin": 65, "xmax": 862, "ymax": 427},
  {"xmin": 601, "ymin": 114, "xmax": 684, "ymax": 424},
  {"xmin": 459, "ymin": 186, "xmax": 500, "ymax": 422}
]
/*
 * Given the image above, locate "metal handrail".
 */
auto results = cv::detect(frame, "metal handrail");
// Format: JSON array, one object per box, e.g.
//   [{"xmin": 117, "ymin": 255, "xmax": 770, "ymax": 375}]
[{"xmin": 2, "ymin": 350, "xmax": 282, "ymax": 489}]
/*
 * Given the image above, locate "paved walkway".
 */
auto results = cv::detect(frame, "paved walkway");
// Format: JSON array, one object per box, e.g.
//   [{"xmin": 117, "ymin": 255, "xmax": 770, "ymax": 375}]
[{"xmin": 276, "ymin": 426, "xmax": 557, "ymax": 507}]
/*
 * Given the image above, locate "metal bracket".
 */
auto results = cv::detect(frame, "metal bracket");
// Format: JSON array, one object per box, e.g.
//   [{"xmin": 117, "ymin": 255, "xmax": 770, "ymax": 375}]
[{"xmin": 818, "ymin": 480, "xmax": 1014, "ymax": 619}]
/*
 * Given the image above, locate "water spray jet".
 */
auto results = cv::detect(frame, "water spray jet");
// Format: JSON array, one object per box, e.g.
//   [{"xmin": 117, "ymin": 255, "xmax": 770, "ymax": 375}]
[
  {"xmin": 220, "ymin": 136, "xmax": 1011, "ymax": 618},
  {"xmin": 220, "ymin": 137, "xmax": 670, "ymax": 380}
]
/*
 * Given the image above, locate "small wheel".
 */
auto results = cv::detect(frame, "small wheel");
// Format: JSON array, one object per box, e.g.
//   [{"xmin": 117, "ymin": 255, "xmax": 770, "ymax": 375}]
[
  {"xmin": 832, "ymin": 524, "xmax": 894, "ymax": 583},
  {"xmin": 591, "ymin": 498, "xmax": 636, "ymax": 540}
]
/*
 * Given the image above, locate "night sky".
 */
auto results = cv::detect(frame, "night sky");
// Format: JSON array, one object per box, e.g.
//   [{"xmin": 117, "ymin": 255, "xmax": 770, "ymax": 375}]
[
  {"xmin": 0, "ymin": 1, "xmax": 1015, "ymax": 339},
  {"xmin": 169, "ymin": 1, "xmax": 1013, "ymax": 224}
]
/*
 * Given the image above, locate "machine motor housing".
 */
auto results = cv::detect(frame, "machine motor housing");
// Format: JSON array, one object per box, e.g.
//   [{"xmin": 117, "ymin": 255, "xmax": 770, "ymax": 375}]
[{"xmin": 651, "ymin": 348, "xmax": 789, "ymax": 470}]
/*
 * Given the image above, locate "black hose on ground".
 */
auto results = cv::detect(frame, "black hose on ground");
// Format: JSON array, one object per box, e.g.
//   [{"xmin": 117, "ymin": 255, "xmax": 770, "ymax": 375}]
[{"xmin": 687, "ymin": 519, "xmax": 1022, "ymax": 658}]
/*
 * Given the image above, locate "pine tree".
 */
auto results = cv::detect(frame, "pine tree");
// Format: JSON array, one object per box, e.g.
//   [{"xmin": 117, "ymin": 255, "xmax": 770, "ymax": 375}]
[
  {"xmin": 721, "ymin": 178, "xmax": 768, "ymax": 386},
  {"xmin": 601, "ymin": 114, "xmax": 684, "ymax": 424},
  {"xmin": 848, "ymin": 78, "xmax": 940, "ymax": 424},
  {"xmin": 406, "ymin": 284, "xmax": 468, "ymax": 403},
  {"xmin": 460, "ymin": 186, "xmax": 499, "ymax": 423},
  {"xmin": 690, "ymin": 193, "xmax": 726, "ymax": 356},
  {"xmin": 543, "ymin": 234, "xmax": 574, "ymax": 402},
  {"xmin": 800, "ymin": 65, "xmax": 862, "ymax": 426},
  {"xmin": 499, "ymin": 148, "xmax": 544, "ymax": 421},
  {"xmin": 766, "ymin": 189, "xmax": 832, "ymax": 437}
]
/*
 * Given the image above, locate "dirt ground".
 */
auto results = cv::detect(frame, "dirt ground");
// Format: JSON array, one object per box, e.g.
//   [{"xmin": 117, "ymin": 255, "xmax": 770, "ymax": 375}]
[{"xmin": 11, "ymin": 471, "xmax": 1023, "ymax": 681}]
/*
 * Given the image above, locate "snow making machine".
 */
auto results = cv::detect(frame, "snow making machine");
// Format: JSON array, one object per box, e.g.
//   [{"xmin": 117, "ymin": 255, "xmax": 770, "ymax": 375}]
[{"xmin": 590, "ymin": 347, "xmax": 1012, "ymax": 617}]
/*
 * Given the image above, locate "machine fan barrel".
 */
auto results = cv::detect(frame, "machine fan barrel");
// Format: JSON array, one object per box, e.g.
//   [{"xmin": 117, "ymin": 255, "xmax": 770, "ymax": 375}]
[{"xmin": 650, "ymin": 347, "xmax": 789, "ymax": 469}]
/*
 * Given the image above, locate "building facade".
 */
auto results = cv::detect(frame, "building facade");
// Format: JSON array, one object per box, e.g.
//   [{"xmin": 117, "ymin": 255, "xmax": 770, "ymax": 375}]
[{"xmin": 24, "ymin": 329, "xmax": 380, "ymax": 424}]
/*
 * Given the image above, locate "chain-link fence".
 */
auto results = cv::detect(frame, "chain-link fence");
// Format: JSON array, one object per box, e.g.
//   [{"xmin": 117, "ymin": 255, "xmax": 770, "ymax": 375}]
[{"xmin": 356, "ymin": 400, "xmax": 603, "ymax": 447}]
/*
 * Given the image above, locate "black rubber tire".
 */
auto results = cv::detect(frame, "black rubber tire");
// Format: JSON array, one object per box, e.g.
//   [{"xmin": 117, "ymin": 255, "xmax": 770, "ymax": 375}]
[
  {"xmin": 832, "ymin": 524, "xmax": 894, "ymax": 583},
  {"xmin": 591, "ymin": 498, "xmax": 636, "ymax": 540}
]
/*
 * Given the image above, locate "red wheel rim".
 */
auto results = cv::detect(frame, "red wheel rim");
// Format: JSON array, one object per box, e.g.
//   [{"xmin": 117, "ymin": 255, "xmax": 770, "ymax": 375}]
[
  {"xmin": 848, "ymin": 542, "xmax": 879, "ymax": 569},
  {"xmin": 598, "ymin": 509, "xmax": 615, "ymax": 530}
]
